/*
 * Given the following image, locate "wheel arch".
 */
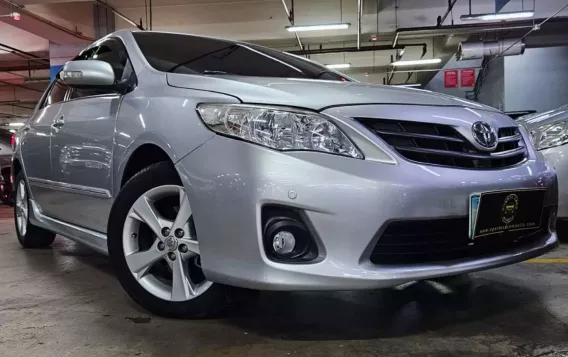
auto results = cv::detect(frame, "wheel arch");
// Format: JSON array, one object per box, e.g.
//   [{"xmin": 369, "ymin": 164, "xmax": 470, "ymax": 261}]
[{"xmin": 118, "ymin": 143, "xmax": 177, "ymax": 189}]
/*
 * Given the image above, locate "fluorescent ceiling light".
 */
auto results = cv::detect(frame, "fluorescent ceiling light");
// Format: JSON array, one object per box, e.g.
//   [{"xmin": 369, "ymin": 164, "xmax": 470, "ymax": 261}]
[
  {"xmin": 8, "ymin": 122, "xmax": 24, "ymax": 127},
  {"xmin": 461, "ymin": 11, "xmax": 534, "ymax": 21},
  {"xmin": 391, "ymin": 58, "xmax": 442, "ymax": 66},
  {"xmin": 286, "ymin": 23, "xmax": 350, "ymax": 32},
  {"xmin": 326, "ymin": 63, "xmax": 351, "ymax": 69}
]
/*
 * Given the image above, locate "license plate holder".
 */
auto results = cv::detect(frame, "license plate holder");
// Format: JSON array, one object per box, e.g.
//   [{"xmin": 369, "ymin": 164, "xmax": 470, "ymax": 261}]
[{"xmin": 469, "ymin": 189, "xmax": 546, "ymax": 239}]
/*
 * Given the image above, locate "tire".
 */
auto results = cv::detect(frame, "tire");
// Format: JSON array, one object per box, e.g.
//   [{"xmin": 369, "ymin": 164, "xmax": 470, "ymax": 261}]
[
  {"xmin": 108, "ymin": 162, "xmax": 235, "ymax": 318},
  {"xmin": 556, "ymin": 219, "xmax": 568, "ymax": 243},
  {"xmin": 14, "ymin": 173, "xmax": 56, "ymax": 248}
]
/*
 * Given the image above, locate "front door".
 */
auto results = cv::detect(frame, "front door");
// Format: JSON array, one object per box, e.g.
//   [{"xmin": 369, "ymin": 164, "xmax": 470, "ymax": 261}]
[
  {"xmin": 48, "ymin": 37, "xmax": 131, "ymax": 233},
  {"xmin": 48, "ymin": 93, "xmax": 119, "ymax": 232},
  {"xmin": 21, "ymin": 77, "xmax": 67, "ymax": 215}
]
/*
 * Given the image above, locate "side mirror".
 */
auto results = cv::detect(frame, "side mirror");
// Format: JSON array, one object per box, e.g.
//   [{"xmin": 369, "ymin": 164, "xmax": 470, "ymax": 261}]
[{"xmin": 60, "ymin": 60, "xmax": 115, "ymax": 88}]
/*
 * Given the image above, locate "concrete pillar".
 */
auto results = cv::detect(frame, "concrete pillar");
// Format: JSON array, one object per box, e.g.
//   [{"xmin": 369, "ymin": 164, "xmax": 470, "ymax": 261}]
[{"xmin": 93, "ymin": 3, "xmax": 115, "ymax": 39}]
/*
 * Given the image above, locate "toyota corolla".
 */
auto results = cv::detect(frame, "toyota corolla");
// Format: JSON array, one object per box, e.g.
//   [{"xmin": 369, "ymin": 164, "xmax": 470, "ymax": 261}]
[{"xmin": 12, "ymin": 30, "xmax": 558, "ymax": 318}]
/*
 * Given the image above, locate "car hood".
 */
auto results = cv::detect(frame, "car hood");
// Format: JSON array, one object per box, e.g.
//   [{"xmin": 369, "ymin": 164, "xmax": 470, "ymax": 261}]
[
  {"xmin": 517, "ymin": 105, "xmax": 568, "ymax": 130},
  {"xmin": 167, "ymin": 74, "xmax": 499, "ymax": 112}
]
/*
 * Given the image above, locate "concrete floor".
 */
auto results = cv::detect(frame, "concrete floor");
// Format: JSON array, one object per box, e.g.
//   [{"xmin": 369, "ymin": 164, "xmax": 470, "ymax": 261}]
[{"xmin": 1, "ymin": 206, "xmax": 568, "ymax": 357}]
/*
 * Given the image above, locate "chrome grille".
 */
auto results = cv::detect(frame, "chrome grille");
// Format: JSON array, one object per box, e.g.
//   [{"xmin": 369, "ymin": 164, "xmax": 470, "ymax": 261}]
[{"xmin": 357, "ymin": 118, "xmax": 526, "ymax": 169}]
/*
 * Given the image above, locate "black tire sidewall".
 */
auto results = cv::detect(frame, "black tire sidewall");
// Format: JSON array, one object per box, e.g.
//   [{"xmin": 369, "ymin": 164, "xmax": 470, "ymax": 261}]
[{"xmin": 107, "ymin": 162, "xmax": 233, "ymax": 318}]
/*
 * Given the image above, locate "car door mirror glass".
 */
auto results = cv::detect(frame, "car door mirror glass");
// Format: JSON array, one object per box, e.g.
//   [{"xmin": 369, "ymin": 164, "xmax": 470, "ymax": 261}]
[{"xmin": 61, "ymin": 60, "xmax": 116, "ymax": 88}]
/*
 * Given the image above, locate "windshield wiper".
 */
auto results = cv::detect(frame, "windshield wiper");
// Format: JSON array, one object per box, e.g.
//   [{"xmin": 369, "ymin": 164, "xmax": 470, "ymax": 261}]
[
  {"xmin": 202, "ymin": 70, "xmax": 237, "ymax": 75},
  {"xmin": 314, "ymin": 69, "xmax": 350, "ymax": 81},
  {"xmin": 166, "ymin": 45, "xmax": 240, "ymax": 73}
]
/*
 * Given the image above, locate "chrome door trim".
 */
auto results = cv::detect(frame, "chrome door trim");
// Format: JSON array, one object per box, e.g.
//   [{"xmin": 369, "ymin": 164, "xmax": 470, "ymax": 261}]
[
  {"xmin": 28, "ymin": 177, "xmax": 112, "ymax": 199},
  {"xmin": 28, "ymin": 199, "xmax": 108, "ymax": 254}
]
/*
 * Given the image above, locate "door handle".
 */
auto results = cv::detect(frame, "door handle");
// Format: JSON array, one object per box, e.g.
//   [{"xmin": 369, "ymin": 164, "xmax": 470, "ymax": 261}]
[{"xmin": 52, "ymin": 116, "xmax": 65, "ymax": 129}]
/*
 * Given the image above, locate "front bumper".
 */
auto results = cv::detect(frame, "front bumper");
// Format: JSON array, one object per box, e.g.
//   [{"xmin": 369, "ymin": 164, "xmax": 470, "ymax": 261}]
[
  {"xmin": 541, "ymin": 145, "xmax": 568, "ymax": 219},
  {"xmin": 176, "ymin": 133, "xmax": 558, "ymax": 291}
]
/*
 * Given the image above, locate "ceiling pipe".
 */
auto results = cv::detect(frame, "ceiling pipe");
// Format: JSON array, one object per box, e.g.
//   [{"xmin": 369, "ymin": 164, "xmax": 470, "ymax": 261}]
[
  {"xmin": 288, "ymin": 43, "xmax": 427, "ymax": 55},
  {"xmin": 280, "ymin": 0, "xmax": 303, "ymax": 49},
  {"xmin": 393, "ymin": 17, "xmax": 568, "ymax": 47},
  {"xmin": 0, "ymin": 0, "xmax": 93, "ymax": 42},
  {"xmin": 357, "ymin": 0, "xmax": 362, "ymax": 49},
  {"xmin": 0, "ymin": 43, "xmax": 47, "ymax": 62},
  {"xmin": 0, "ymin": 79, "xmax": 44, "ymax": 93},
  {"xmin": 94, "ymin": 0, "xmax": 144, "ymax": 30},
  {"xmin": 437, "ymin": 0, "xmax": 459, "ymax": 26},
  {"xmin": 0, "ymin": 102, "xmax": 35, "ymax": 110},
  {"xmin": 0, "ymin": 64, "xmax": 50, "ymax": 71},
  {"xmin": 391, "ymin": 17, "xmax": 568, "ymax": 47},
  {"xmin": 0, "ymin": 43, "xmax": 49, "ymax": 69},
  {"xmin": 457, "ymin": 39, "xmax": 525, "ymax": 60}
]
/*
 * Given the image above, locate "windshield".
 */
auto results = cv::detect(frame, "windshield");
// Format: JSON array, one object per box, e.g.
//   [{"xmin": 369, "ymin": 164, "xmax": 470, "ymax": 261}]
[{"xmin": 132, "ymin": 32, "xmax": 350, "ymax": 82}]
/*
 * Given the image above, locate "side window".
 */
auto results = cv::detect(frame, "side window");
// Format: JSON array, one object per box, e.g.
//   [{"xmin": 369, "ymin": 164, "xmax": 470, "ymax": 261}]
[
  {"xmin": 92, "ymin": 39, "xmax": 129, "ymax": 79},
  {"xmin": 70, "ymin": 38, "xmax": 132, "ymax": 100},
  {"xmin": 41, "ymin": 74, "xmax": 69, "ymax": 108}
]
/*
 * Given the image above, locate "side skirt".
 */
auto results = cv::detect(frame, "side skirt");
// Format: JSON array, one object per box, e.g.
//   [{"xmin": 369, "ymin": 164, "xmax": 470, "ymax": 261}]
[{"xmin": 29, "ymin": 199, "xmax": 109, "ymax": 255}]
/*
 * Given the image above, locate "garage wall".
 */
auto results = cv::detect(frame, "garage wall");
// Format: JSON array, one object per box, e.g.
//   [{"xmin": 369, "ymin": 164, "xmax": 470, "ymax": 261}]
[
  {"xmin": 504, "ymin": 46, "xmax": 568, "ymax": 113},
  {"xmin": 477, "ymin": 56, "xmax": 505, "ymax": 110},
  {"xmin": 425, "ymin": 58, "xmax": 482, "ymax": 97}
]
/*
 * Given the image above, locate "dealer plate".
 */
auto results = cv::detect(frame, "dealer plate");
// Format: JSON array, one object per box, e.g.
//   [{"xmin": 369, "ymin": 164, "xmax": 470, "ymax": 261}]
[{"xmin": 469, "ymin": 189, "xmax": 546, "ymax": 239}]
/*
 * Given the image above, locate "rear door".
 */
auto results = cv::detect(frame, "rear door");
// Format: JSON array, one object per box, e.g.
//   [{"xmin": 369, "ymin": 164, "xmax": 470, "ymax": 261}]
[
  {"xmin": 48, "ymin": 38, "xmax": 130, "ymax": 233},
  {"xmin": 21, "ymin": 77, "xmax": 68, "ymax": 214}
]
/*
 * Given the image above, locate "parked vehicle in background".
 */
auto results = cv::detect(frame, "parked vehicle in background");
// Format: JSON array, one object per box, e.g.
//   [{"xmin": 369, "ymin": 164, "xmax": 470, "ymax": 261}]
[
  {"xmin": 0, "ymin": 128, "xmax": 13, "ymax": 206},
  {"xmin": 12, "ymin": 30, "xmax": 559, "ymax": 318},
  {"xmin": 518, "ymin": 105, "xmax": 568, "ymax": 229},
  {"xmin": 506, "ymin": 110, "xmax": 537, "ymax": 120}
]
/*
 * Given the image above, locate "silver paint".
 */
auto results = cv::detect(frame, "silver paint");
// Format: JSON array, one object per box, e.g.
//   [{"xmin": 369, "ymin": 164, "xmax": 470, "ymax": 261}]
[
  {"xmin": 28, "ymin": 177, "xmax": 111, "ymax": 198},
  {"xmin": 123, "ymin": 184, "xmax": 210, "ymax": 301},
  {"xmin": 61, "ymin": 60, "xmax": 116, "ymax": 87},
  {"xmin": 13, "ymin": 29, "xmax": 559, "ymax": 292},
  {"xmin": 519, "ymin": 106, "xmax": 568, "ymax": 218}
]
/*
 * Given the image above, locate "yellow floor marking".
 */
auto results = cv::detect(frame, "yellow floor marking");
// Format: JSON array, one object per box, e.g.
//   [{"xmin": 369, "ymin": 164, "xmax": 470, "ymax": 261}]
[{"xmin": 526, "ymin": 258, "xmax": 568, "ymax": 263}]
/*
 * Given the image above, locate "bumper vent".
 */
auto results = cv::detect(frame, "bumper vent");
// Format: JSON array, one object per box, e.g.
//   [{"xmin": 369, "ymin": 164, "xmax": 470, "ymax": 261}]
[
  {"xmin": 356, "ymin": 118, "xmax": 526, "ymax": 169},
  {"xmin": 370, "ymin": 207, "xmax": 551, "ymax": 265}
]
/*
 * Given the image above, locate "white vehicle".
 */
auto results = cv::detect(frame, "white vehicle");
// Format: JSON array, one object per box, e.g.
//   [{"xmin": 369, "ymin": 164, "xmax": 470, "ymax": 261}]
[{"xmin": 518, "ymin": 105, "xmax": 568, "ymax": 227}]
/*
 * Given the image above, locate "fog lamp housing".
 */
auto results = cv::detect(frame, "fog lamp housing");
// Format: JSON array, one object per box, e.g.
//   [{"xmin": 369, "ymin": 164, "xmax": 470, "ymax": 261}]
[{"xmin": 262, "ymin": 206, "xmax": 319, "ymax": 262}]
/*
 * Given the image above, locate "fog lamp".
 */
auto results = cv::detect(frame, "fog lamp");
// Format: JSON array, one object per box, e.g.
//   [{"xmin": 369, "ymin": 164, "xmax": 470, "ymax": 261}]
[{"xmin": 272, "ymin": 231, "xmax": 296, "ymax": 255}]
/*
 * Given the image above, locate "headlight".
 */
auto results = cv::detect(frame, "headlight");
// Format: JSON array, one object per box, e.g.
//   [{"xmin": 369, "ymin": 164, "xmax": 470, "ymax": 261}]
[
  {"xmin": 197, "ymin": 104, "xmax": 363, "ymax": 159},
  {"xmin": 531, "ymin": 120, "xmax": 568, "ymax": 150}
]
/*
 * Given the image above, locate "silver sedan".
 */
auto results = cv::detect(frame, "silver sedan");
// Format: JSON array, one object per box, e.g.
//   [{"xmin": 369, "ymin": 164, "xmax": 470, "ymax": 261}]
[{"xmin": 12, "ymin": 30, "xmax": 558, "ymax": 318}]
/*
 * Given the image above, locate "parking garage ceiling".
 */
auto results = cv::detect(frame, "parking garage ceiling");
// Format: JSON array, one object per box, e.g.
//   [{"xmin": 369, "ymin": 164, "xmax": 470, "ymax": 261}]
[{"xmin": 0, "ymin": 0, "xmax": 566, "ymax": 124}]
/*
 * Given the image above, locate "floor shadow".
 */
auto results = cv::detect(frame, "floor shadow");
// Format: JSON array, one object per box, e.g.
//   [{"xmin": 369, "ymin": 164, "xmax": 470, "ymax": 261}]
[
  {"xmin": 21, "ymin": 236, "xmax": 114, "ymax": 277},
  {"xmin": 225, "ymin": 274, "xmax": 562, "ymax": 341},
  {"xmin": 15, "ymin": 235, "xmax": 568, "ymax": 346}
]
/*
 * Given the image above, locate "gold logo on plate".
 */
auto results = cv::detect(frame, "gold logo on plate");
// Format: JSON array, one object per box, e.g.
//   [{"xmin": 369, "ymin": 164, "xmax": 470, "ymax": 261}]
[{"xmin": 501, "ymin": 194, "xmax": 519, "ymax": 224}]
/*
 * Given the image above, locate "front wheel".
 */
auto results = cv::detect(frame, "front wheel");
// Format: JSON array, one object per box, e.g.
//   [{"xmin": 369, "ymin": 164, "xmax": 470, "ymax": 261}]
[{"xmin": 107, "ymin": 162, "xmax": 235, "ymax": 318}]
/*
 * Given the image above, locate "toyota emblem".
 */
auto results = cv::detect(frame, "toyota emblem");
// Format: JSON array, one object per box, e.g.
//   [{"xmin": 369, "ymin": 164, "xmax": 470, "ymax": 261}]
[{"xmin": 471, "ymin": 121, "xmax": 498, "ymax": 150}]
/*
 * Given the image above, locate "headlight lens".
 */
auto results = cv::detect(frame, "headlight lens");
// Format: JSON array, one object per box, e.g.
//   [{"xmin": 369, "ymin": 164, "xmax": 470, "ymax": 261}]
[
  {"xmin": 197, "ymin": 104, "xmax": 363, "ymax": 158},
  {"xmin": 531, "ymin": 120, "xmax": 568, "ymax": 150}
]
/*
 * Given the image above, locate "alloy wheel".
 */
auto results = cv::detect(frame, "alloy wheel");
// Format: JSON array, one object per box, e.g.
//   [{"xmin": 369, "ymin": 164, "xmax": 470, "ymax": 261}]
[
  {"xmin": 122, "ymin": 185, "xmax": 212, "ymax": 301},
  {"xmin": 15, "ymin": 180, "xmax": 28, "ymax": 236}
]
